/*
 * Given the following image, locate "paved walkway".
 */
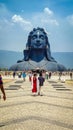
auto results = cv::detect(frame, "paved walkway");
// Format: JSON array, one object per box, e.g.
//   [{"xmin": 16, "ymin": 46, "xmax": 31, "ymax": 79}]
[{"xmin": 0, "ymin": 76, "xmax": 73, "ymax": 130}]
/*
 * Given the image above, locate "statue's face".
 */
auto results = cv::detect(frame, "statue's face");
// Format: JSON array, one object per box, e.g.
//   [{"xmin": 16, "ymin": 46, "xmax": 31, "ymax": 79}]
[{"xmin": 31, "ymin": 30, "xmax": 46, "ymax": 48}]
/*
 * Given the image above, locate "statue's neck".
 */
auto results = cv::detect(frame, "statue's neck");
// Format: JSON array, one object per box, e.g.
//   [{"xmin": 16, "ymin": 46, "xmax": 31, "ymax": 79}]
[{"xmin": 30, "ymin": 49, "xmax": 45, "ymax": 62}]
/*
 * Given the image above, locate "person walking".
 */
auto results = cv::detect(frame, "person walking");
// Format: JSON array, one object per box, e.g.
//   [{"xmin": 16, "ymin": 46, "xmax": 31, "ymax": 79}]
[
  {"xmin": 0, "ymin": 74, "xmax": 6, "ymax": 100},
  {"xmin": 13, "ymin": 71, "xmax": 16, "ymax": 78},
  {"xmin": 28, "ymin": 71, "xmax": 32, "ymax": 82},
  {"xmin": 38, "ymin": 73, "xmax": 45, "ymax": 96},
  {"xmin": 70, "ymin": 72, "xmax": 72, "ymax": 80},
  {"xmin": 49, "ymin": 72, "xmax": 52, "ymax": 79},
  {"xmin": 31, "ymin": 73, "xmax": 39, "ymax": 95},
  {"xmin": 22, "ymin": 71, "xmax": 26, "ymax": 81}
]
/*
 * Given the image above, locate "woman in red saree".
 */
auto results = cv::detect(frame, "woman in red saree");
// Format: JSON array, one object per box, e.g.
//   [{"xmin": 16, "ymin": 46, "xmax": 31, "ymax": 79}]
[{"xmin": 31, "ymin": 73, "xmax": 39, "ymax": 95}]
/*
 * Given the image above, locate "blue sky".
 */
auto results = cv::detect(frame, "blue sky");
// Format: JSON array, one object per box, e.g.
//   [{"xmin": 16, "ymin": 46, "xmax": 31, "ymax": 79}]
[{"xmin": 0, "ymin": 0, "xmax": 73, "ymax": 52}]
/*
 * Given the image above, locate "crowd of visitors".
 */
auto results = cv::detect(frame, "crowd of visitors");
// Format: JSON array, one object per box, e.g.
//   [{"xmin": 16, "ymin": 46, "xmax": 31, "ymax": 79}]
[{"xmin": 0, "ymin": 70, "xmax": 73, "ymax": 100}]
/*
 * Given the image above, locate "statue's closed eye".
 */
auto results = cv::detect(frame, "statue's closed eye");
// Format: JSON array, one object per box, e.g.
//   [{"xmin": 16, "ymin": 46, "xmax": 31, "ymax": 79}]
[
  {"xmin": 39, "ymin": 35, "xmax": 44, "ymax": 40},
  {"xmin": 32, "ymin": 35, "xmax": 37, "ymax": 40}
]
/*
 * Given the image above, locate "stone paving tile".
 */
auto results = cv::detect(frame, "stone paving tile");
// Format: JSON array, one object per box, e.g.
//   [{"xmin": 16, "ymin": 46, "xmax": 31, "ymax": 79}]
[
  {"xmin": 15, "ymin": 81, "xmax": 24, "ymax": 83},
  {"xmin": 0, "ymin": 77, "xmax": 73, "ymax": 130},
  {"xmin": 56, "ymin": 88, "xmax": 72, "ymax": 91}
]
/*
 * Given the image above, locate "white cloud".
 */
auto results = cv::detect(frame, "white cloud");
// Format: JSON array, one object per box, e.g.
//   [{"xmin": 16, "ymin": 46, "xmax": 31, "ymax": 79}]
[
  {"xmin": 12, "ymin": 14, "xmax": 33, "ymax": 31},
  {"xmin": 44, "ymin": 7, "xmax": 53, "ymax": 16},
  {"xmin": 41, "ymin": 19, "xmax": 59, "ymax": 26},
  {"xmin": 0, "ymin": 4, "xmax": 73, "ymax": 52},
  {"xmin": 32, "ymin": 8, "xmax": 59, "ymax": 27},
  {"xmin": 50, "ymin": 19, "xmax": 59, "ymax": 26},
  {"xmin": 67, "ymin": 14, "xmax": 73, "ymax": 25}
]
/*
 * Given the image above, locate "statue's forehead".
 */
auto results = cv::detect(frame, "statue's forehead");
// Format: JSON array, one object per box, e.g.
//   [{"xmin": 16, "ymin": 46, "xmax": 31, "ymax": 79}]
[{"xmin": 32, "ymin": 30, "xmax": 44, "ymax": 36}]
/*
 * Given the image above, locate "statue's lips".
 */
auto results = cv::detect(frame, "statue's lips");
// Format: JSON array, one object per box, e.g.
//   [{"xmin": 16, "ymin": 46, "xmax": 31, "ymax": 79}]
[{"xmin": 35, "ymin": 43, "xmax": 42, "ymax": 46}]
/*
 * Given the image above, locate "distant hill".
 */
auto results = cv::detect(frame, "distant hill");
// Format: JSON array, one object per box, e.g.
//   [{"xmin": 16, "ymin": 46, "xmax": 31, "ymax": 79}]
[
  {"xmin": 0, "ymin": 50, "xmax": 23, "ymax": 69},
  {"xmin": 52, "ymin": 52, "xmax": 73, "ymax": 69},
  {"xmin": 0, "ymin": 50, "xmax": 73, "ymax": 69}
]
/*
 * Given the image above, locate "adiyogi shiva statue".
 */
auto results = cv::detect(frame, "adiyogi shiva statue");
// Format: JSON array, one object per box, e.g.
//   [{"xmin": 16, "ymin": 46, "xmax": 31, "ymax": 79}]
[{"xmin": 9, "ymin": 27, "xmax": 66, "ymax": 71}]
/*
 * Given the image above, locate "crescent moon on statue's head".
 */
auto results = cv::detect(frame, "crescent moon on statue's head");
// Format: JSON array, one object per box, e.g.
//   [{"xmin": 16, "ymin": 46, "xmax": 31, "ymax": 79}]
[{"xmin": 37, "ymin": 31, "xmax": 40, "ymax": 36}]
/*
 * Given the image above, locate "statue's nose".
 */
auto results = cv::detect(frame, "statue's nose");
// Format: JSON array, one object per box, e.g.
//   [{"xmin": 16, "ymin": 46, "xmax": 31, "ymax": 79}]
[{"xmin": 36, "ymin": 39, "xmax": 40, "ymax": 43}]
